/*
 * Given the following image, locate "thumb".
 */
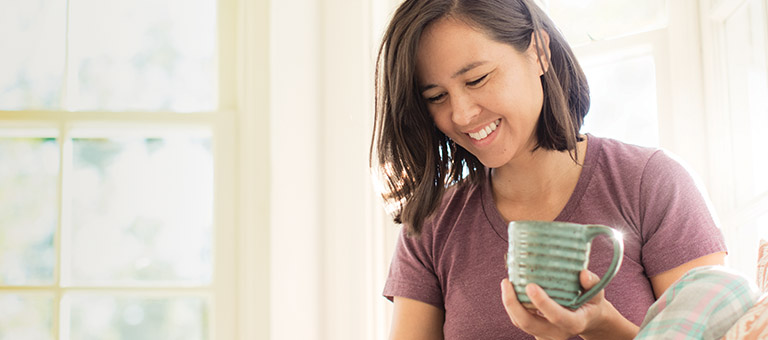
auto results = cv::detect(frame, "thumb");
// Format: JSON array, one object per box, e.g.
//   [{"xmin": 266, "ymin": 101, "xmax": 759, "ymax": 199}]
[{"xmin": 580, "ymin": 270, "xmax": 600, "ymax": 289}]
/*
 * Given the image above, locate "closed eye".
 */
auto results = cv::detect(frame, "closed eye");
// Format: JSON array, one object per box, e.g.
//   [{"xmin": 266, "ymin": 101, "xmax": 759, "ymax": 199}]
[
  {"xmin": 467, "ymin": 74, "xmax": 488, "ymax": 87},
  {"xmin": 426, "ymin": 93, "xmax": 447, "ymax": 103}
]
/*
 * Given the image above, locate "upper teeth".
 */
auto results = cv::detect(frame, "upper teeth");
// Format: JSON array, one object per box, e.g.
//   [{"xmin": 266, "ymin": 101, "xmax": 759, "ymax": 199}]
[{"xmin": 468, "ymin": 119, "xmax": 500, "ymax": 140}]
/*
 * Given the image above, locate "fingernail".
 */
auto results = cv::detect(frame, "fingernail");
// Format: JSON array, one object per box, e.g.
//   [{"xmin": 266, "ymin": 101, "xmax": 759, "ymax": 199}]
[{"xmin": 526, "ymin": 284, "xmax": 538, "ymax": 297}]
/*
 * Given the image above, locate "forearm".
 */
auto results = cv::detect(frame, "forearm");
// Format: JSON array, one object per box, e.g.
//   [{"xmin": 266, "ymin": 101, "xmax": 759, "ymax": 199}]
[{"xmin": 580, "ymin": 306, "xmax": 638, "ymax": 340}]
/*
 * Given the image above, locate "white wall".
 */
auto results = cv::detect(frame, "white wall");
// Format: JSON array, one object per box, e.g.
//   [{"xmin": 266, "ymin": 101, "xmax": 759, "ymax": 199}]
[
  {"xmin": 270, "ymin": 0, "xmax": 323, "ymax": 338},
  {"xmin": 269, "ymin": 0, "xmax": 398, "ymax": 339}
]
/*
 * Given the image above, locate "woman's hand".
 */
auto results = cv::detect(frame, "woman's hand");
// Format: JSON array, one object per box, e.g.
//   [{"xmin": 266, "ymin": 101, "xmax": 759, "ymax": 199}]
[{"xmin": 500, "ymin": 270, "xmax": 638, "ymax": 340}]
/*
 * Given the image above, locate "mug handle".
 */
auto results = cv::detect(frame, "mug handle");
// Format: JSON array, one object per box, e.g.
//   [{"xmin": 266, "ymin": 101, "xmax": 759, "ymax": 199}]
[{"xmin": 571, "ymin": 225, "xmax": 624, "ymax": 308}]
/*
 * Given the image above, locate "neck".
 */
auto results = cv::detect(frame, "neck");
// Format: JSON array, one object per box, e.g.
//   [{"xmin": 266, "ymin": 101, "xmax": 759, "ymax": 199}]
[{"xmin": 491, "ymin": 137, "xmax": 587, "ymax": 204}]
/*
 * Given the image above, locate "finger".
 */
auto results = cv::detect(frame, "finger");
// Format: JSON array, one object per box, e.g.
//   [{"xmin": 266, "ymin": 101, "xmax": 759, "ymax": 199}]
[
  {"xmin": 501, "ymin": 279, "xmax": 526, "ymax": 315},
  {"xmin": 526, "ymin": 283, "xmax": 577, "ymax": 330},
  {"xmin": 579, "ymin": 270, "xmax": 606, "ymax": 305},
  {"xmin": 580, "ymin": 270, "xmax": 600, "ymax": 290},
  {"xmin": 501, "ymin": 279, "xmax": 543, "ymax": 329}
]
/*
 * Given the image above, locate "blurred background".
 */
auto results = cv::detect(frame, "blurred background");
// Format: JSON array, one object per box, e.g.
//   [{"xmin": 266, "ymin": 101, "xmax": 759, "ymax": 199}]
[{"xmin": 0, "ymin": 0, "xmax": 765, "ymax": 339}]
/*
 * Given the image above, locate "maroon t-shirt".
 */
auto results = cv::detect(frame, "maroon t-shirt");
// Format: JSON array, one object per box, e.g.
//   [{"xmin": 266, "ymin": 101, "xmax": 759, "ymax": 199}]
[{"xmin": 383, "ymin": 135, "xmax": 727, "ymax": 339}]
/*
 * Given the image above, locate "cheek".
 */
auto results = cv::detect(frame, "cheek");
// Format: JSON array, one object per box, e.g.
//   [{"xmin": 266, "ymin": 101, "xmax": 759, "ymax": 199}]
[
  {"xmin": 430, "ymin": 112, "xmax": 456, "ymax": 139},
  {"xmin": 498, "ymin": 76, "xmax": 544, "ymax": 116},
  {"xmin": 523, "ymin": 66, "xmax": 545, "ymax": 107},
  {"xmin": 480, "ymin": 80, "xmax": 520, "ymax": 114}
]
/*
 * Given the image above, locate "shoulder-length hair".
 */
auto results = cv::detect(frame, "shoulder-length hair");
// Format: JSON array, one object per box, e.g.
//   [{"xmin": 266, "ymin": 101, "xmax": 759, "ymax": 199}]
[{"xmin": 371, "ymin": 0, "xmax": 589, "ymax": 236}]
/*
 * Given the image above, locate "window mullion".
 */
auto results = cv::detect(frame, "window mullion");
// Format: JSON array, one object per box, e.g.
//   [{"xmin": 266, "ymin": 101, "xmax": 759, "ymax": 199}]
[{"xmin": 53, "ymin": 116, "xmax": 69, "ymax": 340}]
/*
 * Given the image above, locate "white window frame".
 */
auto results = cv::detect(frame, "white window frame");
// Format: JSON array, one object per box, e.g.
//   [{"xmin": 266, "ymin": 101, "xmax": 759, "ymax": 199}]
[
  {"xmin": 0, "ymin": 0, "xmax": 252, "ymax": 338},
  {"xmin": 236, "ymin": 0, "xmax": 270, "ymax": 339}
]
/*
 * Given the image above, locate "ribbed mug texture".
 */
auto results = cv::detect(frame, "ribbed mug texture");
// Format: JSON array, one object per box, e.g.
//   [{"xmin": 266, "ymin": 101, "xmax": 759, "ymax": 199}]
[{"xmin": 507, "ymin": 221, "xmax": 623, "ymax": 310}]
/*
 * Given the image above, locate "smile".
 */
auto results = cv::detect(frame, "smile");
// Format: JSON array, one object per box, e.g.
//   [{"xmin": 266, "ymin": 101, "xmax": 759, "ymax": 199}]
[{"xmin": 467, "ymin": 119, "xmax": 501, "ymax": 141}]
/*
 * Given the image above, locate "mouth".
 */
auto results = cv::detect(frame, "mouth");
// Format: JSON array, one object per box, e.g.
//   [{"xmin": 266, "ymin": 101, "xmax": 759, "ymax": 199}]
[{"xmin": 467, "ymin": 119, "xmax": 501, "ymax": 141}]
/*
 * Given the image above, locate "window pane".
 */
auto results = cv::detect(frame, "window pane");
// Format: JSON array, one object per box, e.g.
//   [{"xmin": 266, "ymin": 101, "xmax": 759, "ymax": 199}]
[
  {"xmin": 549, "ymin": 0, "xmax": 667, "ymax": 45},
  {"xmin": 580, "ymin": 53, "xmax": 659, "ymax": 147},
  {"xmin": 0, "ymin": 293, "xmax": 54, "ymax": 340},
  {"xmin": 65, "ymin": 294, "xmax": 208, "ymax": 340},
  {"xmin": 0, "ymin": 138, "xmax": 58, "ymax": 285},
  {"xmin": 0, "ymin": 0, "xmax": 66, "ymax": 110},
  {"xmin": 67, "ymin": 0, "xmax": 217, "ymax": 112},
  {"xmin": 69, "ymin": 135, "xmax": 213, "ymax": 285},
  {"xmin": 722, "ymin": 0, "xmax": 768, "ymax": 207}
]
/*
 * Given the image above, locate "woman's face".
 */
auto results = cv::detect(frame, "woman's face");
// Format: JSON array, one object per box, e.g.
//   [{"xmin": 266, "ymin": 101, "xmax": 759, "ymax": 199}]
[{"xmin": 416, "ymin": 17, "xmax": 547, "ymax": 168}]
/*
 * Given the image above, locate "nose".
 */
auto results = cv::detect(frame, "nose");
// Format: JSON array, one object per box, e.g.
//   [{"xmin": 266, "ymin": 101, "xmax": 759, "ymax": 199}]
[{"xmin": 450, "ymin": 92, "xmax": 481, "ymax": 126}]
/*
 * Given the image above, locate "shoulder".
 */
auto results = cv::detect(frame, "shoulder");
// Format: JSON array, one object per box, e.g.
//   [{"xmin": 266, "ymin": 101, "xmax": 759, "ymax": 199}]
[
  {"xmin": 583, "ymin": 135, "xmax": 661, "ymax": 196},
  {"xmin": 588, "ymin": 135, "xmax": 695, "ymax": 186},
  {"xmin": 591, "ymin": 135, "xmax": 661, "ymax": 170},
  {"xmin": 581, "ymin": 135, "xmax": 708, "ymax": 227},
  {"xmin": 643, "ymin": 149, "xmax": 698, "ymax": 183}
]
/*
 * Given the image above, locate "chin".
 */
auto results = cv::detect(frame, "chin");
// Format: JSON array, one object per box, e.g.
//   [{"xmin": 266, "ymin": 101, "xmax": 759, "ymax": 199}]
[{"xmin": 476, "ymin": 157, "xmax": 508, "ymax": 169}]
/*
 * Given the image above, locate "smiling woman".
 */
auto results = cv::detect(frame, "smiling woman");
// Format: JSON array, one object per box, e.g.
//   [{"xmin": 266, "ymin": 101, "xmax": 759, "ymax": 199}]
[{"xmin": 372, "ymin": 0, "xmax": 729, "ymax": 339}]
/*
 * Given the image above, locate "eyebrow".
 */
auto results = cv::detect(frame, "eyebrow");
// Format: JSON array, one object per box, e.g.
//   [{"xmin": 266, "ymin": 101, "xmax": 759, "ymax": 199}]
[{"xmin": 420, "ymin": 61, "xmax": 488, "ymax": 93}]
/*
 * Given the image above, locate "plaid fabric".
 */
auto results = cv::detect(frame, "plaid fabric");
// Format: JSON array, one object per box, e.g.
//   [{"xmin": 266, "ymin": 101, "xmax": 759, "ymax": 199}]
[{"xmin": 635, "ymin": 266, "xmax": 762, "ymax": 340}]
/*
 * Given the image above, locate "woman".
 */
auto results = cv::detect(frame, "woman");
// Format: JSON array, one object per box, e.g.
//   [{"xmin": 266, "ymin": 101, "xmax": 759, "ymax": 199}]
[{"xmin": 370, "ymin": 0, "xmax": 727, "ymax": 339}]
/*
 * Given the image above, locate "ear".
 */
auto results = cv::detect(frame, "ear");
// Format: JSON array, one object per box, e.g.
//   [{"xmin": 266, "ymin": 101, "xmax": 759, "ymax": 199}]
[{"xmin": 528, "ymin": 30, "xmax": 551, "ymax": 75}]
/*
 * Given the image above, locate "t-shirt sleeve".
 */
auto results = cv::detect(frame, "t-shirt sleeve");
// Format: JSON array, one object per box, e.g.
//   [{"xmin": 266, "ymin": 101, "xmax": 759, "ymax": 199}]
[
  {"xmin": 639, "ymin": 150, "xmax": 727, "ymax": 277},
  {"xmin": 383, "ymin": 225, "xmax": 444, "ymax": 310}
]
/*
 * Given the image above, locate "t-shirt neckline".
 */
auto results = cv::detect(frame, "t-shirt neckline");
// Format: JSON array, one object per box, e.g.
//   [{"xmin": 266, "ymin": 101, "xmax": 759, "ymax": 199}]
[{"xmin": 481, "ymin": 134, "xmax": 602, "ymax": 242}]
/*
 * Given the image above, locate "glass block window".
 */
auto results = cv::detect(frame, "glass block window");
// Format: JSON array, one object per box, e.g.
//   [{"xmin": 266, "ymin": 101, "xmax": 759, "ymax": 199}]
[
  {"xmin": 0, "ymin": 0, "xmax": 232, "ymax": 338},
  {"xmin": 0, "ymin": 0, "xmax": 217, "ymax": 112},
  {"xmin": 0, "ymin": 293, "xmax": 55, "ymax": 340},
  {"xmin": 0, "ymin": 0, "xmax": 67, "ymax": 110},
  {"xmin": 69, "ymin": 136, "xmax": 213, "ymax": 286},
  {"xmin": 0, "ymin": 137, "xmax": 59, "ymax": 286},
  {"xmin": 63, "ymin": 294, "xmax": 208, "ymax": 340}
]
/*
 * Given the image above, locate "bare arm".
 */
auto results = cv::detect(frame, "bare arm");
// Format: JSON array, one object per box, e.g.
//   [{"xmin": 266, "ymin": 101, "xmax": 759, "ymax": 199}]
[
  {"xmin": 583, "ymin": 251, "xmax": 727, "ymax": 340},
  {"xmin": 649, "ymin": 251, "xmax": 726, "ymax": 298},
  {"xmin": 500, "ymin": 252, "xmax": 726, "ymax": 340},
  {"xmin": 389, "ymin": 296, "xmax": 444, "ymax": 340}
]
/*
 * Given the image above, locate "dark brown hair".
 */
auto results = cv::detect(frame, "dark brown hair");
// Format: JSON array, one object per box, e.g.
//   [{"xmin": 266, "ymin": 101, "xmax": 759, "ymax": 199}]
[{"xmin": 371, "ymin": 0, "xmax": 589, "ymax": 236}]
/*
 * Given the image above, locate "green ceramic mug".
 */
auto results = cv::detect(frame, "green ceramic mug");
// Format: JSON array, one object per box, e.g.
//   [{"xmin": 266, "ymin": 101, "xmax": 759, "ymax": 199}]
[{"xmin": 506, "ymin": 220, "xmax": 624, "ymax": 310}]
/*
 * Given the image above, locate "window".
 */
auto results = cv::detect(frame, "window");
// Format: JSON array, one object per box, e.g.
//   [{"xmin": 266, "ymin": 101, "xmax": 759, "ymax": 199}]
[
  {"xmin": 546, "ymin": 0, "xmax": 668, "ymax": 147},
  {"xmin": 0, "ymin": 0, "xmax": 243, "ymax": 338},
  {"xmin": 700, "ymin": 0, "xmax": 768, "ymax": 283}
]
